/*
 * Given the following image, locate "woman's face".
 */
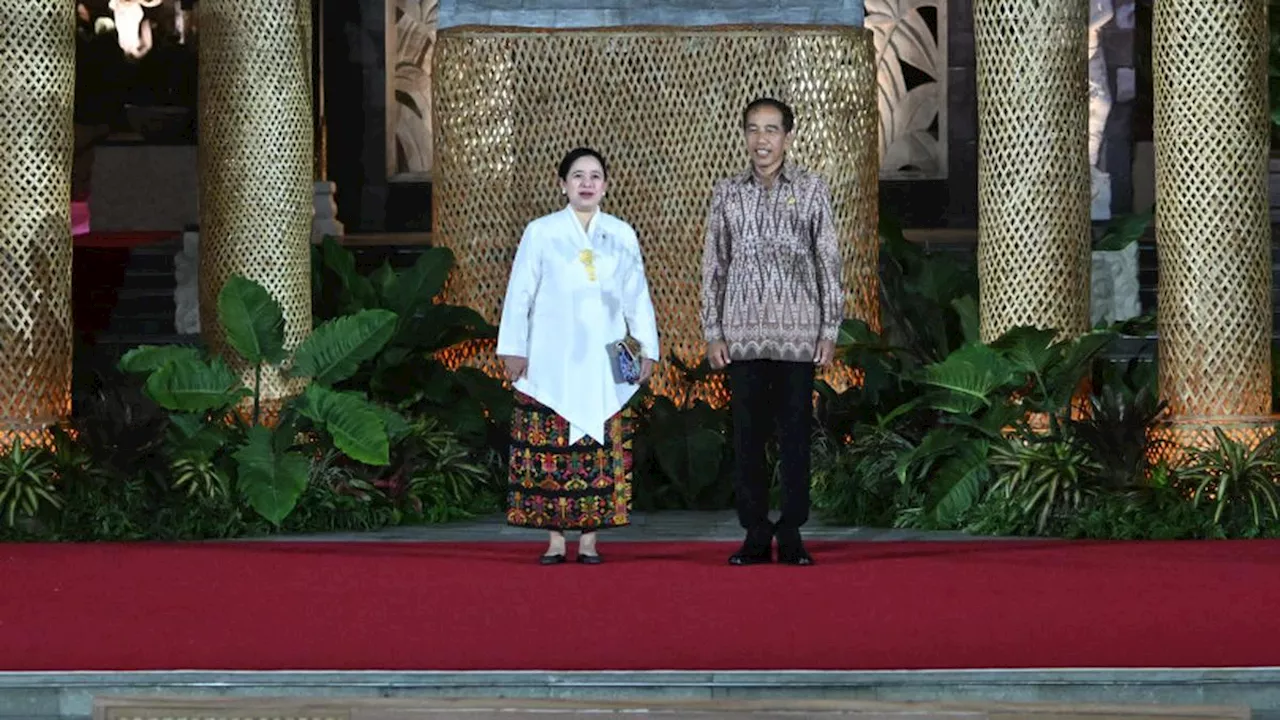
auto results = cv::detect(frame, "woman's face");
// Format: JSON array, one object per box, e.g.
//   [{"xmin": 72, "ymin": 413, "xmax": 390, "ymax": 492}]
[{"xmin": 561, "ymin": 156, "xmax": 607, "ymax": 212}]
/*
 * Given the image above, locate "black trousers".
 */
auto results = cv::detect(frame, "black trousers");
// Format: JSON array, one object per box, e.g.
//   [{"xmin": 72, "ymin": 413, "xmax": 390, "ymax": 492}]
[{"xmin": 727, "ymin": 359, "xmax": 815, "ymax": 539}]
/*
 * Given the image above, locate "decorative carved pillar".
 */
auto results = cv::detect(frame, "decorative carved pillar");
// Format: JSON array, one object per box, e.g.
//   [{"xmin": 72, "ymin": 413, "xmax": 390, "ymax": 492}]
[
  {"xmin": 198, "ymin": 0, "xmax": 314, "ymax": 401},
  {"xmin": 974, "ymin": 0, "xmax": 1092, "ymax": 342},
  {"xmin": 1153, "ymin": 0, "xmax": 1271, "ymax": 435},
  {"xmin": 0, "ymin": 3, "xmax": 75, "ymax": 442}
]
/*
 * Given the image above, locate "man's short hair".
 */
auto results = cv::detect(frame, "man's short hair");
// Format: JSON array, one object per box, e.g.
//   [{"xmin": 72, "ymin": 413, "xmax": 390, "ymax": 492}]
[{"xmin": 742, "ymin": 97, "xmax": 795, "ymax": 133}]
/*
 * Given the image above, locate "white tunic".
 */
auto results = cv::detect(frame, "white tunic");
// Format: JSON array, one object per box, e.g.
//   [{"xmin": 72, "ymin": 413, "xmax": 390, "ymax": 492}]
[{"xmin": 496, "ymin": 206, "xmax": 661, "ymax": 445}]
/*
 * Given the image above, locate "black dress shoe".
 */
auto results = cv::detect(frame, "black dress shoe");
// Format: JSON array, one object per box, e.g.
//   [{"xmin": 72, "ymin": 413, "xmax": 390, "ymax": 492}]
[
  {"xmin": 728, "ymin": 549, "xmax": 772, "ymax": 566},
  {"xmin": 577, "ymin": 553, "xmax": 603, "ymax": 565},
  {"xmin": 775, "ymin": 527, "xmax": 813, "ymax": 566},
  {"xmin": 729, "ymin": 524, "xmax": 776, "ymax": 566},
  {"xmin": 539, "ymin": 553, "xmax": 566, "ymax": 565},
  {"xmin": 778, "ymin": 545, "xmax": 814, "ymax": 566}
]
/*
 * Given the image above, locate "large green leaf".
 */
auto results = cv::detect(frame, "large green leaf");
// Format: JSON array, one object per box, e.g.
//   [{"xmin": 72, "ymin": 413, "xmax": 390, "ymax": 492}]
[
  {"xmin": 895, "ymin": 427, "xmax": 964, "ymax": 486},
  {"xmin": 290, "ymin": 309, "xmax": 398, "ymax": 385},
  {"xmin": 386, "ymin": 247, "xmax": 454, "ymax": 322},
  {"xmin": 399, "ymin": 303, "xmax": 497, "ymax": 354},
  {"xmin": 118, "ymin": 345, "xmax": 202, "ymax": 374},
  {"xmin": 992, "ymin": 326, "xmax": 1060, "ymax": 376},
  {"xmin": 144, "ymin": 357, "xmax": 249, "ymax": 413},
  {"xmin": 217, "ymin": 276, "xmax": 287, "ymax": 366},
  {"xmin": 234, "ymin": 425, "xmax": 309, "ymax": 525},
  {"xmin": 321, "ymin": 236, "xmax": 377, "ymax": 312},
  {"xmin": 926, "ymin": 441, "xmax": 991, "ymax": 526},
  {"xmin": 295, "ymin": 384, "xmax": 391, "ymax": 465},
  {"xmin": 950, "ymin": 296, "xmax": 981, "ymax": 345},
  {"xmin": 919, "ymin": 343, "xmax": 1015, "ymax": 415}
]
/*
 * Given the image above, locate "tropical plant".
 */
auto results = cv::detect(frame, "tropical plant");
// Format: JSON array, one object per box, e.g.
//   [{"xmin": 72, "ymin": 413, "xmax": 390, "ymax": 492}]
[
  {"xmin": 632, "ymin": 355, "xmax": 734, "ymax": 511},
  {"xmin": 1180, "ymin": 429, "xmax": 1280, "ymax": 533},
  {"xmin": 985, "ymin": 425, "xmax": 1104, "ymax": 533},
  {"xmin": 0, "ymin": 439, "xmax": 62, "ymax": 528},
  {"xmin": 120, "ymin": 275, "xmax": 405, "ymax": 525},
  {"xmin": 363, "ymin": 416, "xmax": 501, "ymax": 523},
  {"xmin": 312, "ymin": 237, "xmax": 508, "ymax": 446},
  {"xmin": 810, "ymin": 423, "xmax": 915, "ymax": 526}
]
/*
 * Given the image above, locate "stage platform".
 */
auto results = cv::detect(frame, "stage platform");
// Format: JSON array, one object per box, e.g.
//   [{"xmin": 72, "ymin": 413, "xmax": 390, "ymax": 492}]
[
  {"xmin": 88, "ymin": 695, "xmax": 1254, "ymax": 720},
  {"xmin": 4, "ymin": 512, "xmax": 1280, "ymax": 720}
]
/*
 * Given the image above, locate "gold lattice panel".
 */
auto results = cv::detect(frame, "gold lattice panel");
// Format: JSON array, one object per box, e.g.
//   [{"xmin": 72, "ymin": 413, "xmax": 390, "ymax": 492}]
[
  {"xmin": 1148, "ymin": 416, "xmax": 1277, "ymax": 467},
  {"xmin": 431, "ymin": 26, "xmax": 880, "ymax": 402},
  {"xmin": 198, "ymin": 0, "xmax": 314, "ymax": 401},
  {"xmin": 0, "ymin": 3, "xmax": 75, "ymax": 443},
  {"xmin": 1153, "ymin": 0, "xmax": 1271, "ymax": 418},
  {"xmin": 973, "ymin": 0, "xmax": 1092, "ymax": 342}
]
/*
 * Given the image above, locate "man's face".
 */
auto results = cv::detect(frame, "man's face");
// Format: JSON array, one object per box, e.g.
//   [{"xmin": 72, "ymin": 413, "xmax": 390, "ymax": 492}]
[{"xmin": 743, "ymin": 106, "xmax": 792, "ymax": 175}]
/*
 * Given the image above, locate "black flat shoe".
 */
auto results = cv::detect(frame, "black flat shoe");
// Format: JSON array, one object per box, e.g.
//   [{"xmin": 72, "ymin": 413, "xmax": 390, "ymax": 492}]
[
  {"xmin": 577, "ymin": 553, "xmax": 603, "ymax": 565},
  {"xmin": 539, "ymin": 553, "xmax": 566, "ymax": 565}
]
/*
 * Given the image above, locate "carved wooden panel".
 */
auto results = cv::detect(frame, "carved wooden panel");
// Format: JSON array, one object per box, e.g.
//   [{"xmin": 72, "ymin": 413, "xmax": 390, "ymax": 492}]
[
  {"xmin": 389, "ymin": 0, "xmax": 438, "ymax": 180},
  {"xmin": 866, "ymin": 0, "xmax": 949, "ymax": 180}
]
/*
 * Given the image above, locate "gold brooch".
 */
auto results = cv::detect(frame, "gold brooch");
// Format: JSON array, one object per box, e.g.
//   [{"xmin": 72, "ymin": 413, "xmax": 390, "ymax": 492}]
[{"xmin": 578, "ymin": 249, "xmax": 597, "ymax": 282}]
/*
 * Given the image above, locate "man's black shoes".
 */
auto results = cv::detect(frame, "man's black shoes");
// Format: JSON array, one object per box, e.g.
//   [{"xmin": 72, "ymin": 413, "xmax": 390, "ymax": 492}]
[{"xmin": 775, "ymin": 526, "xmax": 814, "ymax": 566}]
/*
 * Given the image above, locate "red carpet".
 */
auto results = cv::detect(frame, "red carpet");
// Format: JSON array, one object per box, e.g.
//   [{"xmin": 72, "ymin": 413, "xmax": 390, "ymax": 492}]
[{"xmin": 1, "ymin": 539, "xmax": 1278, "ymax": 672}]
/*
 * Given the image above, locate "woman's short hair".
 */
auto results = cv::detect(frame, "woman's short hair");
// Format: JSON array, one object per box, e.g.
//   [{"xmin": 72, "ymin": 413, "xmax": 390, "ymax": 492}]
[{"xmin": 558, "ymin": 147, "xmax": 609, "ymax": 181}]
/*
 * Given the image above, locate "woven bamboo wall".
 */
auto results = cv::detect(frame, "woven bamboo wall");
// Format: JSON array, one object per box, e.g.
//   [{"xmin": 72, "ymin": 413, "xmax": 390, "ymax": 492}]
[
  {"xmin": 431, "ymin": 26, "xmax": 880, "ymax": 401},
  {"xmin": 0, "ymin": 3, "xmax": 75, "ymax": 442},
  {"xmin": 973, "ymin": 0, "xmax": 1092, "ymax": 342},
  {"xmin": 1153, "ymin": 0, "xmax": 1271, "ymax": 426},
  {"xmin": 198, "ymin": 0, "xmax": 314, "ymax": 401}
]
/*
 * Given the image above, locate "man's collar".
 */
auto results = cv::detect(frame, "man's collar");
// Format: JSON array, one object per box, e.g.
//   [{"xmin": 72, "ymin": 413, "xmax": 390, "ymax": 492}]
[{"xmin": 736, "ymin": 161, "xmax": 798, "ymax": 186}]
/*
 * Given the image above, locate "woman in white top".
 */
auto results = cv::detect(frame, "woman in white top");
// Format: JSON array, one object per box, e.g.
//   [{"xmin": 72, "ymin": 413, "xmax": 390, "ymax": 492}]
[{"xmin": 496, "ymin": 147, "xmax": 660, "ymax": 565}]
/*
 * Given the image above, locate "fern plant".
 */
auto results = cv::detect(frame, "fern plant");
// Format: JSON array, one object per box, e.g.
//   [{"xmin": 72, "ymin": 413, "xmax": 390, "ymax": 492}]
[{"xmin": 120, "ymin": 275, "xmax": 406, "ymax": 525}]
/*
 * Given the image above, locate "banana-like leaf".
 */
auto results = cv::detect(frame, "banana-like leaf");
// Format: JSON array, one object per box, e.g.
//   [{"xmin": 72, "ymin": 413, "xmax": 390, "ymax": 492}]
[
  {"xmin": 926, "ymin": 441, "xmax": 991, "ymax": 526},
  {"xmin": 322, "ymin": 236, "xmax": 377, "ymax": 312},
  {"xmin": 951, "ymin": 296, "xmax": 981, "ymax": 345},
  {"xmin": 895, "ymin": 427, "xmax": 964, "ymax": 485},
  {"xmin": 385, "ymin": 247, "xmax": 454, "ymax": 324},
  {"xmin": 234, "ymin": 425, "xmax": 309, "ymax": 525},
  {"xmin": 992, "ymin": 326, "xmax": 1059, "ymax": 376},
  {"xmin": 295, "ymin": 384, "xmax": 391, "ymax": 465},
  {"xmin": 920, "ymin": 344, "xmax": 1016, "ymax": 415},
  {"xmin": 119, "ymin": 345, "xmax": 202, "ymax": 374},
  {"xmin": 217, "ymin": 276, "xmax": 287, "ymax": 366},
  {"xmin": 290, "ymin": 309, "xmax": 398, "ymax": 385},
  {"xmin": 144, "ymin": 357, "xmax": 249, "ymax": 413}
]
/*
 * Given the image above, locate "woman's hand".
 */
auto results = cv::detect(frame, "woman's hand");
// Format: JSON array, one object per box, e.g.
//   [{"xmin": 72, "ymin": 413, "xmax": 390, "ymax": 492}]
[
  {"xmin": 639, "ymin": 357, "xmax": 655, "ymax": 384},
  {"xmin": 498, "ymin": 354, "xmax": 528, "ymax": 382}
]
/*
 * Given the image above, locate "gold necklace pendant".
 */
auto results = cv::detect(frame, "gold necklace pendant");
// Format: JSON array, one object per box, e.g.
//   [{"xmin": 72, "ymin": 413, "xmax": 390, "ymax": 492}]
[{"xmin": 578, "ymin": 249, "xmax": 597, "ymax": 282}]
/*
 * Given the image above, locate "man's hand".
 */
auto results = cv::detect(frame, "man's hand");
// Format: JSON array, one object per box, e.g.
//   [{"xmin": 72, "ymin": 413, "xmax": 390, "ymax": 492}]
[
  {"xmin": 639, "ymin": 358, "xmax": 655, "ymax": 384},
  {"xmin": 706, "ymin": 341, "xmax": 731, "ymax": 370},
  {"xmin": 498, "ymin": 354, "xmax": 528, "ymax": 382},
  {"xmin": 813, "ymin": 339, "xmax": 836, "ymax": 367}
]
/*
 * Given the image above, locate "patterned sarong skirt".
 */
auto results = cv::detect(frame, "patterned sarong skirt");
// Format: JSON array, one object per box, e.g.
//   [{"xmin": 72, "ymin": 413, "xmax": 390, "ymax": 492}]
[{"xmin": 506, "ymin": 391, "xmax": 633, "ymax": 530}]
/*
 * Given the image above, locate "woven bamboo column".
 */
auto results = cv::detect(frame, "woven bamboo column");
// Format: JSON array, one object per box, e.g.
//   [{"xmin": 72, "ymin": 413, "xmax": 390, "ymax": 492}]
[
  {"xmin": 198, "ymin": 0, "xmax": 314, "ymax": 402},
  {"xmin": 974, "ymin": 0, "xmax": 1091, "ymax": 342},
  {"xmin": 431, "ymin": 27, "xmax": 880, "ymax": 401},
  {"xmin": 0, "ymin": 4, "xmax": 75, "ymax": 442},
  {"xmin": 1152, "ymin": 0, "xmax": 1271, "ymax": 441}
]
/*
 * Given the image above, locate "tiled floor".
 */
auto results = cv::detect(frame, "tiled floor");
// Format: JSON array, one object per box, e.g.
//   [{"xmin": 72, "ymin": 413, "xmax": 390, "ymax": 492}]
[{"xmin": 278, "ymin": 510, "xmax": 1001, "ymax": 543}]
